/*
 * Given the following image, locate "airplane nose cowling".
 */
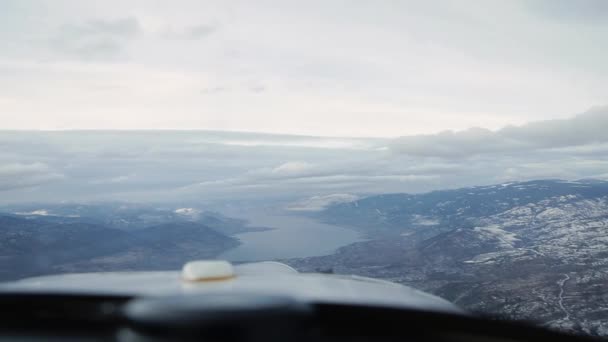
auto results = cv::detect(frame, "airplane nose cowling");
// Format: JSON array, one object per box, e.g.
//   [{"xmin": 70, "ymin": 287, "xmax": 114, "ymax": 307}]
[{"xmin": 123, "ymin": 293, "xmax": 312, "ymax": 341}]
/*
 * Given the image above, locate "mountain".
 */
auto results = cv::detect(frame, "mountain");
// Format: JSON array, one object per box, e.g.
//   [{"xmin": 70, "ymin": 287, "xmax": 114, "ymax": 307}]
[
  {"xmin": 288, "ymin": 179, "xmax": 608, "ymax": 336},
  {"xmin": 0, "ymin": 215, "xmax": 134, "ymax": 280},
  {"xmin": 4, "ymin": 203, "xmax": 269, "ymax": 234},
  {"xmin": 320, "ymin": 179, "xmax": 608, "ymax": 238},
  {"xmin": 0, "ymin": 215, "xmax": 239, "ymax": 280}
]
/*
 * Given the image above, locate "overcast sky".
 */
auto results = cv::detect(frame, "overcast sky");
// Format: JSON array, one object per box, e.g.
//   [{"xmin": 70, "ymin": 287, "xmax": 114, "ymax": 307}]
[
  {"xmin": 1, "ymin": 1, "xmax": 607, "ymax": 207},
  {"xmin": 1, "ymin": 0, "xmax": 607, "ymax": 136}
]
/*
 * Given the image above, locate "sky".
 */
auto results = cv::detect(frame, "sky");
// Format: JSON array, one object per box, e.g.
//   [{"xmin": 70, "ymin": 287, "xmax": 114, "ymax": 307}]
[
  {"xmin": 0, "ymin": 0, "xmax": 607, "ymax": 136},
  {"xmin": 1, "ymin": 1, "xmax": 607, "ymax": 206}
]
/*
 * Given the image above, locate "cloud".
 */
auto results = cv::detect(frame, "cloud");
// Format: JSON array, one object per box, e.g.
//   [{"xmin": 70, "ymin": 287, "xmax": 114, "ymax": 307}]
[
  {"xmin": 161, "ymin": 24, "xmax": 217, "ymax": 40},
  {"xmin": 0, "ymin": 123, "xmax": 606, "ymax": 204},
  {"xmin": 391, "ymin": 107, "xmax": 608, "ymax": 158},
  {"xmin": 200, "ymin": 137, "xmax": 379, "ymax": 150},
  {"xmin": 528, "ymin": 0, "xmax": 608, "ymax": 23},
  {"xmin": 271, "ymin": 161, "xmax": 315, "ymax": 176},
  {"xmin": 49, "ymin": 17, "xmax": 141, "ymax": 60},
  {"xmin": 0, "ymin": 162, "xmax": 64, "ymax": 191},
  {"xmin": 180, "ymin": 161, "xmax": 330, "ymax": 191},
  {"xmin": 89, "ymin": 174, "xmax": 135, "ymax": 185},
  {"xmin": 179, "ymin": 158, "xmax": 440, "ymax": 199}
]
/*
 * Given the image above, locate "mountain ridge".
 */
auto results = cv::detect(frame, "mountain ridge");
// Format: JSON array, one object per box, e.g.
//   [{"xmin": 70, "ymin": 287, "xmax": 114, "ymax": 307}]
[
  {"xmin": 0, "ymin": 212, "xmax": 241, "ymax": 280},
  {"xmin": 289, "ymin": 179, "xmax": 608, "ymax": 336}
]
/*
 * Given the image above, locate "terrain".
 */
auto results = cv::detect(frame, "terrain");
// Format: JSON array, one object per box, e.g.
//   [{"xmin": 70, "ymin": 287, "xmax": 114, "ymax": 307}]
[
  {"xmin": 0, "ymin": 203, "xmax": 267, "ymax": 280},
  {"xmin": 2, "ymin": 179, "xmax": 608, "ymax": 336},
  {"xmin": 287, "ymin": 180, "xmax": 608, "ymax": 336}
]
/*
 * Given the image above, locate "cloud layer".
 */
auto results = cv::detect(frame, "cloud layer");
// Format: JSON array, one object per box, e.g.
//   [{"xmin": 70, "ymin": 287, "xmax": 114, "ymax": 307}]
[
  {"xmin": 0, "ymin": 109, "xmax": 606, "ymax": 205},
  {"xmin": 391, "ymin": 107, "xmax": 608, "ymax": 157},
  {"xmin": 0, "ymin": 162, "xmax": 64, "ymax": 191}
]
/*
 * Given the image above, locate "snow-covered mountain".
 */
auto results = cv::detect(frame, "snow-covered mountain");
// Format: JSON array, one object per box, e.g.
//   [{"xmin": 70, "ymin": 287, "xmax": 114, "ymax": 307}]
[{"xmin": 289, "ymin": 179, "xmax": 608, "ymax": 336}]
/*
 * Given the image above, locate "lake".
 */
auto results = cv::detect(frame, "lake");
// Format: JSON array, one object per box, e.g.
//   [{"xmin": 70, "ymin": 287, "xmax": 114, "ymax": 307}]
[{"xmin": 219, "ymin": 211, "xmax": 362, "ymax": 261}]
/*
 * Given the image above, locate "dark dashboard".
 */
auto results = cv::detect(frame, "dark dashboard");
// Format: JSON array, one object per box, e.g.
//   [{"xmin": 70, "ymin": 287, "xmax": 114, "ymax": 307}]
[{"xmin": 0, "ymin": 292, "xmax": 597, "ymax": 342}]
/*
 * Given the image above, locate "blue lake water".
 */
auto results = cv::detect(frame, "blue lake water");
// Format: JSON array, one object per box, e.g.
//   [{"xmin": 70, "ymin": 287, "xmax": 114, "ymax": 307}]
[{"xmin": 219, "ymin": 212, "xmax": 362, "ymax": 261}]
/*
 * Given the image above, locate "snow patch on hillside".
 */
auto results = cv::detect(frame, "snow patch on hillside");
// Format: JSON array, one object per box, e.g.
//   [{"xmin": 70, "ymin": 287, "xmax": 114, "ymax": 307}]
[
  {"xmin": 473, "ymin": 225, "xmax": 519, "ymax": 248},
  {"xmin": 412, "ymin": 215, "xmax": 440, "ymax": 226},
  {"xmin": 174, "ymin": 207, "xmax": 202, "ymax": 219}
]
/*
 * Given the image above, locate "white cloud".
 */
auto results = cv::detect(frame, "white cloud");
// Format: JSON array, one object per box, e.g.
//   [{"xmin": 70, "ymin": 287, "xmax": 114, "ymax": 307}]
[
  {"xmin": 527, "ymin": 0, "xmax": 608, "ymax": 23},
  {"xmin": 89, "ymin": 174, "xmax": 135, "ymax": 184},
  {"xmin": 0, "ymin": 162, "xmax": 65, "ymax": 191},
  {"xmin": 391, "ymin": 107, "xmax": 608, "ymax": 158},
  {"xmin": 0, "ymin": 112, "xmax": 607, "ymax": 203},
  {"xmin": 271, "ymin": 161, "xmax": 315, "ymax": 176},
  {"xmin": 203, "ymin": 137, "xmax": 379, "ymax": 150}
]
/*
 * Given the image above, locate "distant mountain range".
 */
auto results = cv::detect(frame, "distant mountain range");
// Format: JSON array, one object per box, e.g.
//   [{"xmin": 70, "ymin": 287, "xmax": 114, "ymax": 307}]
[
  {"xmin": 0, "ymin": 204, "xmax": 268, "ymax": 280},
  {"xmin": 5, "ymin": 203, "xmax": 269, "ymax": 234},
  {"xmin": 288, "ymin": 179, "xmax": 608, "ymax": 337}
]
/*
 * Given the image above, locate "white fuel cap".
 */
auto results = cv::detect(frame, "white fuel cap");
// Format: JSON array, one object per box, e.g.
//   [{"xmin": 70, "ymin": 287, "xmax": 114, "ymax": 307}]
[{"xmin": 182, "ymin": 260, "xmax": 235, "ymax": 282}]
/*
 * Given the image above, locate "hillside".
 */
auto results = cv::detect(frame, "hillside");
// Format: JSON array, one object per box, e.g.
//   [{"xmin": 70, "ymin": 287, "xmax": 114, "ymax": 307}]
[
  {"xmin": 289, "ymin": 179, "xmax": 608, "ymax": 336},
  {"xmin": 0, "ymin": 212, "xmax": 240, "ymax": 280}
]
